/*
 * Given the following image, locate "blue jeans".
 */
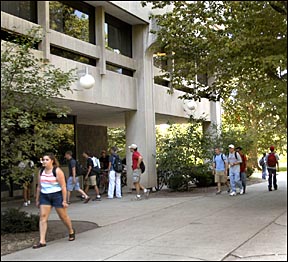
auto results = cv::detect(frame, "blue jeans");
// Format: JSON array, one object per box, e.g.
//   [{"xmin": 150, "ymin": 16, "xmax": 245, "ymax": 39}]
[
  {"xmin": 267, "ymin": 168, "xmax": 277, "ymax": 190},
  {"xmin": 262, "ymin": 167, "xmax": 267, "ymax": 179},
  {"xmin": 229, "ymin": 171, "xmax": 243, "ymax": 193},
  {"xmin": 240, "ymin": 172, "xmax": 247, "ymax": 192}
]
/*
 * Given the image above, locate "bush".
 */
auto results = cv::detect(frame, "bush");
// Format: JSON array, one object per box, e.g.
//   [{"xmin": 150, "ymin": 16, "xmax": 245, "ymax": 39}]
[
  {"xmin": 191, "ymin": 165, "xmax": 214, "ymax": 187},
  {"xmin": 1, "ymin": 208, "xmax": 39, "ymax": 234},
  {"xmin": 246, "ymin": 166, "xmax": 254, "ymax": 178}
]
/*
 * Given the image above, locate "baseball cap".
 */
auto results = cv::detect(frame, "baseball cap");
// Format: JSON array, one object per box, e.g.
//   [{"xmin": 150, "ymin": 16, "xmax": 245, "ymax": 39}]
[
  {"xmin": 228, "ymin": 144, "xmax": 235, "ymax": 148},
  {"xmin": 128, "ymin": 144, "xmax": 138, "ymax": 149},
  {"xmin": 270, "ymin": 146, "xmax": 275, "ymax": 151}
]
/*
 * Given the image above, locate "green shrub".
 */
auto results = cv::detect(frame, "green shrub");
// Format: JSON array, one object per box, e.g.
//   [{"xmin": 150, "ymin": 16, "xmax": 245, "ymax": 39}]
[
  {"xmin": 279, "ymin": 167, "xmax": 287, "ymax": 172},
  {"xmin": 246, "ymin": 166, "xmax": 254, "ymax": 177},
  {"xmin": 191, "ymin": 165, "xmax": 214, "ymax": 187},
  {"xmin": 1, "ymin": 208, "xmax": 39, "ymax": 234}
]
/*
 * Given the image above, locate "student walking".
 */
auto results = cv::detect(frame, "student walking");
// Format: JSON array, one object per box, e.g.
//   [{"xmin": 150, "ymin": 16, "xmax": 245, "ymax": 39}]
[
  {"xmin": 128, "ymin": 144, "xmax": 150, "ymax": 200},
  {"xmin": 227, "ymin": 144, "xmax": 243, "ymax": 196},
  {"xmin": 259, "ymin": 153, "xmax": 267, "ymax": 180},
  {"xmin": 33, "ymin": 153, "xmax": 75, "ymax": 249},
  {"xmin": 64, "ymin": 151, "xmax": 90, "ymax": 204},
  {"xmin": 265, "ymin": 146, "xmax": 280, "ymax": 191},
  {"xmin": 212, "ymin": 147, "xmax": 230, "ymax": 194},
  {"xmin": 83, "ymin": 151, "xmax": 101, "ymax": 201},
  {"xmin": 107, "ymin": 146, "xmax": 122, "ymax": 199},
  {"xmin": 236, "ymin": 147, "xmax": 247, "ymax": 194}
]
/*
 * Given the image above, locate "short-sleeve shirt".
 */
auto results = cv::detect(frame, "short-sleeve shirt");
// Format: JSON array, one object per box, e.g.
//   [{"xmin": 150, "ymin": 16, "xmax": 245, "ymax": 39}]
[
  {"xmin": 68, "ymin": 158, "xmax": 76, "ymax": 177},
  {"xmin": 109, "ymin": 153, "xmax": 118, "ymax": 171},
  {"xmin": 228, "ymin": 152, "xmax": 242, "ymax": 173},
  {"xmin": 214, "ymin": 154, "xmax": 227, "ymax": 171},
  {"xmin": 86, "ymin": 157, "xmax": 95, "ymax": 176},
  {"xmin": 132, "ymin": 151, "xmax": 141, "ymax": 170},
  {"xmin": 265, "ymin": 153, "xmax": 280, "ymax": 170}
]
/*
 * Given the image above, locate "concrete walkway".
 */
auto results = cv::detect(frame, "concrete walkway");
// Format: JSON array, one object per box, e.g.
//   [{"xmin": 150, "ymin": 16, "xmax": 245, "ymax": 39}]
[{"xmin": 1, "ymin": 173, "xmax": 287, "ymax": 261}]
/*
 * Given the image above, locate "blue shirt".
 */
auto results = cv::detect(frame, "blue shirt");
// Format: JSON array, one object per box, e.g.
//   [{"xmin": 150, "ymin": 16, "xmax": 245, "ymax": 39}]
[{"xmin": 214, "ymin": 154, "xmax": 227, "ymax": 171}]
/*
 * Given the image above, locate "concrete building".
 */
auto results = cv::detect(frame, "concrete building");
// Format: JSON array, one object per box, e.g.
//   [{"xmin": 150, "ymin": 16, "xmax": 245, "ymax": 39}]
[{"xmin": 1, "ymin": 1, "xmax": 221, "ymax": 193}]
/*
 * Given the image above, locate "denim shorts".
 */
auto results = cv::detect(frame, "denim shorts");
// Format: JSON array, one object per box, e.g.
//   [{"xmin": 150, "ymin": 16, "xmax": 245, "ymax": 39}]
[
  {"xmin": 40, "ymin": 191, "xmax": 63, "ymax": 208},
  {"xmin": 67, "ymin": 176, "xmax": 81, "ymax": 191},
  {"xmin": 132, "ymin": 169, "xmax": 141, "ymax": 183}
]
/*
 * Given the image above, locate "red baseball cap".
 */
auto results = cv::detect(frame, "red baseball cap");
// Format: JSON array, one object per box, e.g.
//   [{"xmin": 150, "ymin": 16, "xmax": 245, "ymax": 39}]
[{"xmin": 270, "ymin": 146, "xmax": 275, "ymax": 151}]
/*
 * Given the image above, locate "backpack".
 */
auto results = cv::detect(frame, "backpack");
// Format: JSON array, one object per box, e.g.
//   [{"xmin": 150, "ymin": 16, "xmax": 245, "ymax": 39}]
[
  {"xmin": 75, "ymin": 160, "xmax": 84, "ymax": 177},
  {"xmin": 259, "ymin": 158, "xmax": 265, "ymax": 167},
  {"xmin": 140, "ymin": 161, "xmax": 145, "ymax": 173},
  {"xmin": 267, "ymin": 153, "xmax": 277, "ymax": 167},
  {"xmin": 91, "ymin": 157, "xmax": 100, "ymax": 174},
  {"xmin": 40, "ymin": 166, "xmax": 57, "ymax": 177},
  {"xmin": 112, "ymin": 155, "xmax": 123, "ymax": 173}
]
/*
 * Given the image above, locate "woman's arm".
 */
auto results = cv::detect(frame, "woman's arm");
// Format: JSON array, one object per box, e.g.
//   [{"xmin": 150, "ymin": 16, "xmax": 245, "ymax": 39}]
[
  {"xmin": 56, "ymin": 167, "xmax": 69, "ymax": 208},
  {"xmin": 35, "ymin": 171, "xmax": 41, "ymax": 208}
]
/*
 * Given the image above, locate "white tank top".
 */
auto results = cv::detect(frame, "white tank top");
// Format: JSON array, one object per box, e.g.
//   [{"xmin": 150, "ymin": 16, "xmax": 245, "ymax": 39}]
[{"xmin": 40, "ymin": 168, "xmax": 62, "ymax": 194}]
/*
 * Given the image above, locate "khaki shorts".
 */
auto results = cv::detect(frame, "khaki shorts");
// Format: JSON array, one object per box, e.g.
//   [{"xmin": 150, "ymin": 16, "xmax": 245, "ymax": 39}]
[
  {"xmin": 132, "ymin": 169, "xmax": 141, "ymax": 183},
  {"xmin": 215, "ymin": 171, "xmax": 227, "ymax": 183},
  {"xmin": 86, "ymin": 175, "xmax": 97, "ymax": 186}
]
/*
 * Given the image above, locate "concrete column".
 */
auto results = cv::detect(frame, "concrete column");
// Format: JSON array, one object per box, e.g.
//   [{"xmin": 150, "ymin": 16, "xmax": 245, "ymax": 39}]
[
  {"xmin": 125, "ymin": 25, "xmax": 157, "ymax": 190},
  {"xmin": 37, "ymin": 1, "xmax": 50, "ymax": 60},
  {"xmin": 95, "ymin": 6, "xmax": 106, "ymax": 75}
]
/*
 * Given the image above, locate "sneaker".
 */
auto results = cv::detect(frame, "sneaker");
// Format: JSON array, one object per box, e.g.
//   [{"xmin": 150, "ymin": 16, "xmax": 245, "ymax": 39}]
[
  {"xmin": 144, "ymin": 189, "xmax": 150, "ymax": 198},
  {"xmin": 216, "ymin": 190, "xmax": 222, "ymax": 195},
  {"xmin": 240, "ymin": 189, "xmax": 244, "ymax": 195},
  {"xmin": 229, "ymin": 191, "xmax": 237, "ymax": 196},
  {"xmin": 93, "ymin": 196, "xmax": 102, "ymax": 201},
  {"xmin": 84, "ymin": 197, "xmax": 91, "ymax": 203},
  {"xmin": 27, "ymin": 200, "xmax": 31, "ymax": 205},
  {"xmin": 23, "ymin": 202, "xmax": 28, "ymax": 207},
  {"xmin": 132, "ymin": 196, "xmax": 142, "ymax": 201},
  {"xmin": 274, "ymin": 186, "xmax": 278, "ymax": 190}
]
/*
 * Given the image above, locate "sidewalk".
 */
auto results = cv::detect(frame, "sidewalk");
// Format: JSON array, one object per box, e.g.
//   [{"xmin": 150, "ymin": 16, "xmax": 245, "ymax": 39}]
[{"xmin": 1, "ymin": 172, "xmax": 287, "ymax": 261}]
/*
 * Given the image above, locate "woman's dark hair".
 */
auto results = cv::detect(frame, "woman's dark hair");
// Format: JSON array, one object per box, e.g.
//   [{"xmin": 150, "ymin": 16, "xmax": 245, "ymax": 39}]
[{"xmin": 43, "ymin": 152, "xmax": 60, "ymax": 167}]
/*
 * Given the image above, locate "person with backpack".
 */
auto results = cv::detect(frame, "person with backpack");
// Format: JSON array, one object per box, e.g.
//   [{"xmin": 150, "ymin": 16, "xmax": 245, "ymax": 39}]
[
  {"xmin": 258, "ymin": 153, "xmax": 267, "ymax": 180},
  {"xmin": 212, "ymin": 147, "xmax": 230, "ymax": 194},
  {"xmin": 82, "ymin": 151, "xmax": 101, "ymax": 201},
  {"xmin": 64, "ymin": 151, "xmax": 90, "ymax": 204},
  {"xmin": 107, "ymin": 146, "xmax": 122, "ymax": 199},
  {"xmin": 265, "ymin": 146, "xmax": 280, "ymax": 191},
  {"xmin": 129, "ymin": 144, "xmax": 150, "ymax": 200},
  {"xmin": 227, "ymin": 144, "xmax": 243, "ymax": 196},
  {"xmin": 236, "ymin": 147, "xmax": 247, "ymax": 194},
  {"xmin": 33, "ymin": 153, "xmax": 75, "ymax": 249}
]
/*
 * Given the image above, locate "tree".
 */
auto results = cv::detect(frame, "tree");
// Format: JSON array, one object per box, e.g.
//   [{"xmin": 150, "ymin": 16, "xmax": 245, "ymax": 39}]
[
  {"xmin": 143, "ymin": 0, "xmax": 287, "ymax": 154},
  {"xmin": 1, "ymin": 27, "xmax": 77, "ymax": 187}
]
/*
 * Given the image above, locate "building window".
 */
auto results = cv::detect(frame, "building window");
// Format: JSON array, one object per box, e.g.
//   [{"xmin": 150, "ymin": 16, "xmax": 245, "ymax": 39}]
[
  {"xmin": 105, "ymin": 14, "xmax": 132, "ymax": 58},
  {"xmin": 49, "ymin": 1, "xmax": 95, "ymax": 44},
  {"xmin": 106, "ymin": 63, "xmax": 134, "ymax": 77},
  {"xmin": 50, "ymin": 45, "xmax": 96, "ymax": 66},
  {"xmin": 1, "ymin": 1, "xmax": 37, "ymax": 23},
  {"xmin": 1, "ymin": 30, "xmax": 39, "ymax": 49}
]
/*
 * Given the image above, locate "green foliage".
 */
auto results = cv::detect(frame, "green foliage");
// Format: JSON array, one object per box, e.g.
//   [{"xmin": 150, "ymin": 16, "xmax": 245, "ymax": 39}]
[
  {"xmin": 107, "ymin": 128, "xmax": 126, "ymax": 158},
  {"xmin": 144, "ymin": 1, "xmax": 287, "ymax": 148},
  {"xmin": 1, "ymin": 27, "xmax": 77, "ymax": 186},
  {"xmin": 1, "ymin": 208, "xmax": 39, "ymax": 234}
]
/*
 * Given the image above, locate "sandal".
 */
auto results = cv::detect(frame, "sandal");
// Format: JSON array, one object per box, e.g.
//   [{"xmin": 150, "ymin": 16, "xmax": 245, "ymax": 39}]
[
  {"xmin": 32, "ymin": 242, "xmax": 46, "ymax": 249},
  {"xmin": 69, "ymin": 228, "xmax": 76, "ymax": 241}
]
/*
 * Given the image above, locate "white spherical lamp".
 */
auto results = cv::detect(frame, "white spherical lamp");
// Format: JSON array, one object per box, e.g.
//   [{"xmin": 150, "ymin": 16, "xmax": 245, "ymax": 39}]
[{"xmin": 79, "ymin": 67, "xmax": 95, "ymax": 89}]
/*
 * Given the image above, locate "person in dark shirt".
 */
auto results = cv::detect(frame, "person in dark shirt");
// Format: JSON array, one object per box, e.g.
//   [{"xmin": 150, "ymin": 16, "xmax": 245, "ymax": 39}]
[
  {"xmin": 99, "ymin": 150, "xmax": 109, "ymax": 170},
  {"xmin": 64, "ymin": 151, "xmax": 90, "ymax": 204}
]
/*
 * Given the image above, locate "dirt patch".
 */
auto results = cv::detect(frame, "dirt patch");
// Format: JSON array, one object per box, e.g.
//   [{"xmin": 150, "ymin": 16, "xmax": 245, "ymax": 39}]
[{"xmin": 1, "ymin": 220, "xmax": 98, "ymax": 256}]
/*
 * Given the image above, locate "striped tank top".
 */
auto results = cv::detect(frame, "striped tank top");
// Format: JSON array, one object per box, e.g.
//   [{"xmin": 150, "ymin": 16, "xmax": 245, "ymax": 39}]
[{"xmin": 40, "ymin": 168, "xmax": 62, "ymax": 194}]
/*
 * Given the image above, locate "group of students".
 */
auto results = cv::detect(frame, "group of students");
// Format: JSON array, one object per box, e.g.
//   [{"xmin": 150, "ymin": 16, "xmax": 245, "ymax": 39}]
[
  {"xmin": 212, "ymin": 144, "xmax": 280, "ymax": 196},
  {"xmin": 31, "ymin": 143, "xmax": 149, "ymax": 249}
]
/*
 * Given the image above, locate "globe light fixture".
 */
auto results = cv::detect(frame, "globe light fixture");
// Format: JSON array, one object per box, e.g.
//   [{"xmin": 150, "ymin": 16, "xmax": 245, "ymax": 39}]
[{"xmin": 79, "ymin": 67, "xmax": 95, "ymax": 89}]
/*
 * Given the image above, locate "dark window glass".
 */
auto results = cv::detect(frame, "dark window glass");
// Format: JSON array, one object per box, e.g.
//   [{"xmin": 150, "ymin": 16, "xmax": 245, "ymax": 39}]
[
  {"xmin": 105, "ymin": 14, "xmax": 132, "ymax": 58},
  {"xmin": 49, "ymin": 1, "xmax": 95, "ymax": 44},
  {"xmin": 50, "ymin": 45, "xmax": 96, "ymax": 66},
  {"xmin": 154, "ymin": 76, "xmax": 169, "ymax": 87},
  {"xmin": 1, "ymin": 1, "xmax": 37, "ymax": 23},
  {"xmin": 106, "ymin": 63, "xmax": 134, "ymax": 77},
  {"xmin": 1, "ymin": 30, "xmax": 39, "ymax": 49}
]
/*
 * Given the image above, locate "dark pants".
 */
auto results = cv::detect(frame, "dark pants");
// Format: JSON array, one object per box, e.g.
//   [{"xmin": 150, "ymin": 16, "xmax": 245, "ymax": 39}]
[{"xmin": 267, "ymin": 168, "xmax": 277, "ymax": 190}]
